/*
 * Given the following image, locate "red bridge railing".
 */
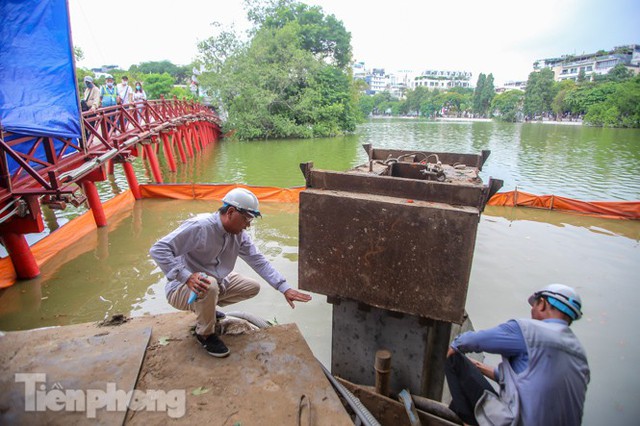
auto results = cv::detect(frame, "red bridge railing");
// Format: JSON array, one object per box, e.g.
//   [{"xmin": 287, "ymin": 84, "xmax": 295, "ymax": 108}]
[{"xmin": 0, "ymin": 98, "xmax": 221, "ymax": 280}]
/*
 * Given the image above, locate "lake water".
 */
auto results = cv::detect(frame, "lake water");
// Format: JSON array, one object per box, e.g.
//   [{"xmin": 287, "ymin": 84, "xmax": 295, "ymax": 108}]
[{"xmin": 1, "ymin": 119, "xmax": 639, "ymax": 425}]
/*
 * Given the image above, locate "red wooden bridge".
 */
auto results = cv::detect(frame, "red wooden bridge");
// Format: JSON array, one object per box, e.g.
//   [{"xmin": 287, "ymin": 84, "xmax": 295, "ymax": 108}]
[{"xmin": 0, "ymin": 99, "xmax": 221, "ymax": 280}]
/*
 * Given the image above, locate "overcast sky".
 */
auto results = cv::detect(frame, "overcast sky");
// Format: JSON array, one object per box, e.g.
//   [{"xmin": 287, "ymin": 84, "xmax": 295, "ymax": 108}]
[{"xmin": 68, "ymin": 0, "xmax": 640, "ymax": 84}]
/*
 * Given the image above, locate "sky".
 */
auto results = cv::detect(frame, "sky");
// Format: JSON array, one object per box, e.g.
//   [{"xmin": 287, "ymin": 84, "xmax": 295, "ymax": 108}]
[{"xmin": 68, "ymin": 0, "xmax": 640, "ymax": 85}]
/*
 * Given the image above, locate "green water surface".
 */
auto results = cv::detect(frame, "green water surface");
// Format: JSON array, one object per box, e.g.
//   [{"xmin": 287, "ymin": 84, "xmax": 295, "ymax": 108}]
[{"xmin": 1, "ymin": 119, "xmax": 639, "ymax": 425}]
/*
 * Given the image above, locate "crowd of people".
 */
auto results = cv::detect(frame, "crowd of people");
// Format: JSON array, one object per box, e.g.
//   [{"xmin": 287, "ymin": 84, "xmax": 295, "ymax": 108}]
[{"xmin": 81, "ymin": 74, "xmax": 146, "ymax": 111}]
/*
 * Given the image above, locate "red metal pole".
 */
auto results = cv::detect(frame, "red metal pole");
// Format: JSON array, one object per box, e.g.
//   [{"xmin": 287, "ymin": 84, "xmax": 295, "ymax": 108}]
[
  {"xmin": 122, "ymin": 161, "xmax": 142, "ymax": 200},
  {"xmin": 196, "ymin": 123, "xmax": 207, "ymax": 149},
  {"xmin": 184, "ymin": 127, "xmax": 194, "ymax": 157},
  {"xmin": 198, "ymin": 124, "xmax": 205, "ymax": 149},
  {"xmin": 107, "ymin": 159, "xmax": 115, "ymax": 175},
  {"xmin": 1, "ymin": 232, "xmax": 40, "ymax": 279},
  {"xmin": 173, "ymin": 131, "xmax": 187, "ymax": 163},
  {"xmin": 191, "ymin": 125, "xmax": 201, "ymax": 152},
  {"xmin": 143, "ymin": 143, "xmax": 164, "ymax": 183},
  {"xmin": 81, "ymin": 180, "xmax": 107, "ymax": 227},
  {"xmin": 161, "ymin": 133, "xmax": 177, "ymax": 172}
]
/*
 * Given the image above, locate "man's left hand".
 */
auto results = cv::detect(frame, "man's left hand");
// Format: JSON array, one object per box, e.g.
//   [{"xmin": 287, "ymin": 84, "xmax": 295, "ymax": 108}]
[{"xmin": 284, "ymin": 289, "xmax": 312, "ymax": 309}]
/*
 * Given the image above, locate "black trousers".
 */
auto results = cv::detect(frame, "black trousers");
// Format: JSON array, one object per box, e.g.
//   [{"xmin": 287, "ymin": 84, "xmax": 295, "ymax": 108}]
[{"xmin": 444, "ymin": 351, "xmax": 498, "ymax": 426}]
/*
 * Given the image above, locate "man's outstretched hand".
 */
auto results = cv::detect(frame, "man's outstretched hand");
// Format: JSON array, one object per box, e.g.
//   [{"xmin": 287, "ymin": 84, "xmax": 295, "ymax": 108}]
[{"xmin": 284, "ymin": 289, "xmax": 312, "ymax": 308}]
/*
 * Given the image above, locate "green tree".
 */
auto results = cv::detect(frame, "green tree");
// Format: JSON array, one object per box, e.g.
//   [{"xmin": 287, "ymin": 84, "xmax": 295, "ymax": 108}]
[
  {"xmin": 606, "ymin": 63, "xmax": 634, "ymax": 82},
  {"xmin": 73, "ymin": 46, "xmax": 84, "ymax": 62},
  {"xmin": 584, "ymin": 75, "xmax": 640, "ymax": 127},
  {"xmin": 403, "ymin": 86, "xmax": 430, "ymax": 116},
  {"xmin": 142, "ymin": 73, "xmax": 175, "ymax": 100},
  {"xmin": 564, "ymin": 82, "xmax": 617, "ymax": 116},
  {"xmin": 129, "ymin": 60, "xmax": 191, "ymax": 84},
  {"xmin": 523, "ymin": 68, "xmax": 557, "ymax": 118},
  {"xmin": 358, "ymin": 94, "xmax": 374, "ymax": 118},
  {"xmin": 419, "ymin": 89, "xmax": 439, "ymax": 118},
  {"xmin": 481, "ymin": 73, "xmax": 495, "ymax": 116},
  {"xmin": 473, "ymin": 73, "xmax": 486, "ymax": 115},
  {"xmin": 245, "ymin": 0, "xmax": 351, "ymax": 69},
  {"xmin": 199, "ymin": 2, "xmax": 357, "ymax": 140},
  {"xmin": 551, "ymin": 79, "xmax": 577, "ymax": 118},
  {"xmin": 491, "ymin": 90, "xmax": 524, "ymax": 122}
]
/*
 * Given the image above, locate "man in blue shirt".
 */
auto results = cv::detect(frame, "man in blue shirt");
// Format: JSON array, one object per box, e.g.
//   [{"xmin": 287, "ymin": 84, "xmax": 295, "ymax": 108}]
[
  {"xmin": 445, "ymin": 284, "xmax": 590, "ymax": 425},
  {"xmin": 150, "ymin": 188, "xmax": 312, "ymax": 357}
]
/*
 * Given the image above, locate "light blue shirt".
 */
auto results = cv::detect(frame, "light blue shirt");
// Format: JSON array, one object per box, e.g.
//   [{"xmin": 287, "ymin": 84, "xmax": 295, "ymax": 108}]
[
  {"xmin": 452, "ymin": 318, "xmax": 589, "ymax": 425},
  {"xmin": 149, "ymin": 212, "xmax": 291, "ymax": 297},
  {"xmin": 451, "ymin": 318, "xmax": 569, "ymax": 376}
]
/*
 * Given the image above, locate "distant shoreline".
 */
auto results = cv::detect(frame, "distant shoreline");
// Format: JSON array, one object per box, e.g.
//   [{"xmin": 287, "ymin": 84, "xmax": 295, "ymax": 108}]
[{"xmin": 370, "ymin": 116, "xmax": 585, "ymax": 126}]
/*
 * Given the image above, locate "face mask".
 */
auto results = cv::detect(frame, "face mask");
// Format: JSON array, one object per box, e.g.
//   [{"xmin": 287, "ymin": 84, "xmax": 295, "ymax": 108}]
[
  {"xmin": 107, "ymin": 82, "xmax": 113, "ymax": 88},
  {"xmin": 85, "ymin": 82, "xmax": 93, "ymax": 88},
  {"xmin": 136, "ymin": 85, "xmax": 141, "ymax": 90}
]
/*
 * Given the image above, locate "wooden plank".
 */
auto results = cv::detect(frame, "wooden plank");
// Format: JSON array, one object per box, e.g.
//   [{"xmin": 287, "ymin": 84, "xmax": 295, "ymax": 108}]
[
  {"xmin": 336, "ymin": 378, "xmax": 461, "ymax": 426},
  {"xmin": 0, "ymin": 324, "xmax": 151, "ymax": 425}
]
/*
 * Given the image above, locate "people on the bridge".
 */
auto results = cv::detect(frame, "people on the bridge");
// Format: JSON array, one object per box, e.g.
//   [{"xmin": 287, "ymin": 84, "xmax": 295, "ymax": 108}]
[
  {"xmin": 149, "ymin": 187, "xmax": 312, "ymax": 358},
  {"xmin": 444, "ymin": 284, "xmax": 589, "ymax": 426},
  {"xmin": 117, "ymin": 75, "xmax": 132, "ymax": 104},
  {"xmin": 133, "ymin": 81, "xmax": 147, "ymax": 102},
  {"xmin": 82, "ymin": 76, "xmax": 100, "ymax": 112},
  {"xmin": 99, "ymin": 74, "xmax": 118, "ymax": 108}
]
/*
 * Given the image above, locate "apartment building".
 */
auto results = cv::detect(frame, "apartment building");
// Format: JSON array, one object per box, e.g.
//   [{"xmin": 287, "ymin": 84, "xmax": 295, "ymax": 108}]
[
  {"xmin": 533, "ymin": 44, "xmax": 640, "ymax": 81},
  {"xmin": 353, "ymin": 62, "xmax": 473, "ymax": 96},
  {"xmin": 413, "ymin": 70, "xmax": 472, "ymax": 90}
]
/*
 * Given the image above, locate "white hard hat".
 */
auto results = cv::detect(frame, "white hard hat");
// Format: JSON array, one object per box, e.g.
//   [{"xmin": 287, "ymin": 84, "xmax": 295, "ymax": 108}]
[
  {"xmin": 528, "ymin": 284, "xmax": 583, "ymax": 320},
  {"xmin": 222, "ymin": 188, "xmax": 261, "ymax": 218},
  {"xmin": 104, "ymin": 74, "xmax": 114, "ymax": 80}
]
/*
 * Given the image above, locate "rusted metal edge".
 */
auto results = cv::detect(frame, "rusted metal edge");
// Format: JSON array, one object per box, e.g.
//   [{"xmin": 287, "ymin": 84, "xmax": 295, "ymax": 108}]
[{"xmin": 306, "ymin": 169, "xmax": 487, "ymax": 209}]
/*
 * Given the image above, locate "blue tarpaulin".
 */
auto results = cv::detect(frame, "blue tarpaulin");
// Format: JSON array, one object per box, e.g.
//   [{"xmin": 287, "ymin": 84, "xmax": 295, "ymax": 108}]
[{"xmin": 0, "ymin": 0, "xmax": 82, "ymax": 139}]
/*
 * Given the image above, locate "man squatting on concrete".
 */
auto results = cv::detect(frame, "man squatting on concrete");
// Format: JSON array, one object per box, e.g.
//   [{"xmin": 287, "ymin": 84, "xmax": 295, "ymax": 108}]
[
  {"xmin": 445, "ymin": 284, "xmax": 590, "ymax": 426},
  {"xmin": 149, "ymin": 188, "xmax": 312, "ymax": 358}
]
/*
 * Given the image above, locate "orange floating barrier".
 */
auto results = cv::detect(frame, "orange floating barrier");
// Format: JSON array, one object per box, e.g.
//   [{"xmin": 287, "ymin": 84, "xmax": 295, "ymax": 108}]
[
  {"xmin": 0, "ymin": 184, "xmax": 637, "ymax": 290},
  {"xmin": 139, "ymin": 183, "xmax": 304, "ymax": 203},
  {"xmin": 487, "ymin": 189, "xmax": 640, "ymax": 220},
  {"xmin": 0, "ymin": 191, "xmax": 136, "ymax": 289}
]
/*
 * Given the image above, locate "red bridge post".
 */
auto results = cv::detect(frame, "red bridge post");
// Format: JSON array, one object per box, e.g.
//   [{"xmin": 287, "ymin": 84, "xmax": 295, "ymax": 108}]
[
  {"xmin": 122, "ymin": 161, "xmax": 142, "ymax": 200},
  {"xmin": 1, "ymin": 232, "xmax": 40, "ymax": 279},
  {"xmin": 161, "ymin": 133, "xmax": 177, "ymax": 172},
  {"xmin": 0, "ymin": 196, "xmax": 45, "ymax": 279},
  {"xmin": 81, "ymin": 180, "xmax": 107, "ymax": 227},
  {"xmin": 144, "ymin": 140, "xmax": 163, "ymax": 183},
  {"xmin": 172, "ymin": 130, "xmax": 187, "ymax": 164}
]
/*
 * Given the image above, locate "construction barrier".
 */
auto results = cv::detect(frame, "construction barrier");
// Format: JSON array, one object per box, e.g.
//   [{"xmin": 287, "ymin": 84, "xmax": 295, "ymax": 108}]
[
  {"xmin": 139, "ymin": 183, "xmax": 304, "ymax": 203},
  {"xmin": 487, "ymin": 190, "xmax": 640, "ymax": 220},
  {"xmin": 0, "ymin": 191, "xmax": 136, "ymax": 289},
  {"xmin": 0, "ymin": 184, "xmax": 637, "ymax": 289}
]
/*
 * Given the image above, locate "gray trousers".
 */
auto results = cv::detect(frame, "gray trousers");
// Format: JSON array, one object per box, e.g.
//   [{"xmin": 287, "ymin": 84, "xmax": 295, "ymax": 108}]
[{"xmin": 167, "ymin": 272, "xmax": 260, "ymax": 336}]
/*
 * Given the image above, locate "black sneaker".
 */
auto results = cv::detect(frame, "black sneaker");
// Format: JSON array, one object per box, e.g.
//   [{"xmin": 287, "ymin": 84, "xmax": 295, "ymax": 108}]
[
  {"xmin": 196, "ymin": 334, "xmax": 230, "ymax": 358},
  {"xmin": 216, "ymin": 310, "xmax": 226, "ymax": 320}
]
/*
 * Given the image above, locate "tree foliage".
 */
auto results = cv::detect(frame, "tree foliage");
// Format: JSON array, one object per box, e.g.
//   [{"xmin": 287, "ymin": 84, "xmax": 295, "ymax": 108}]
[
  {"xmin": 472, "ymin": 73, "xmax": 495, "ymax": 117},
  {"xmin": 491, "ymin": 90, "xmax": 524, "ymax": 122},
  {"xmin": 584, "ymin": 75, "xmax": 640, "ymax": 127},
  {"xmin": 523, "ymin": 68, "xmax": 557, "ymax": 118},
  {"xmin": 129, "ymin": 60, "xmax": 191, "ymax": 84},
  {"xmin": 142, "ymin": 73, "xmax": 175, "ymax": 100},
  {"xmin": 73, "ymin": 46, "xmax": 84, "ymax": 62},
  {"xmin": 198, "ymin": 0, "xmax": 357, "ymax": 139}
]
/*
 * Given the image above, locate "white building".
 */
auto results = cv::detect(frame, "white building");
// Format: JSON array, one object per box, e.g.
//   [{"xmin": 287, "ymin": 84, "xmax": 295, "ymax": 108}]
[
  {"xmin": 533, "ymin": 44, "xmax": 640, "ymax": 81},
  {"xmin": 412, "ymin": 70, "xmax": 472, "ymax": 90}
]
